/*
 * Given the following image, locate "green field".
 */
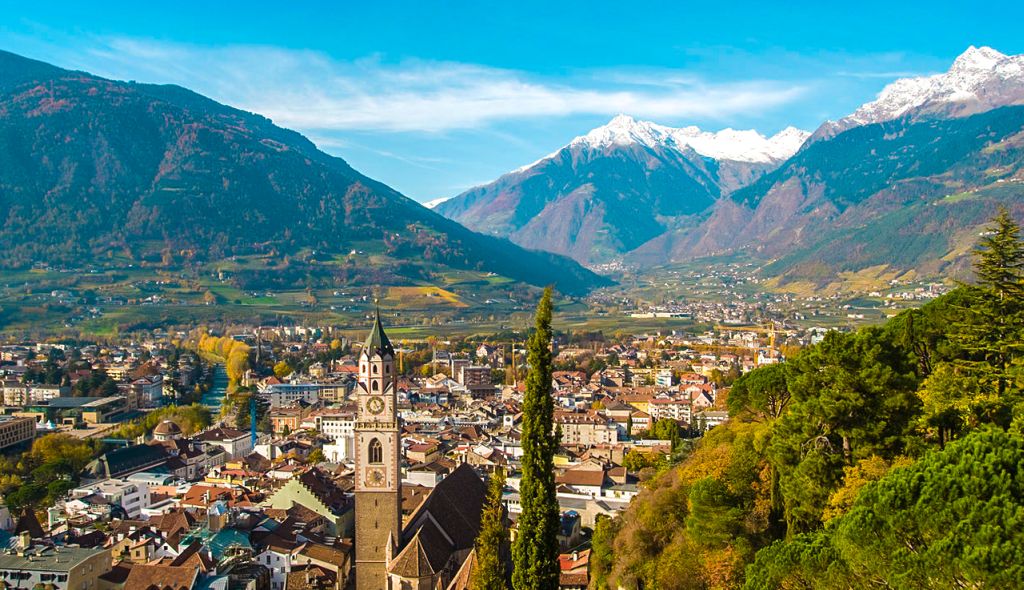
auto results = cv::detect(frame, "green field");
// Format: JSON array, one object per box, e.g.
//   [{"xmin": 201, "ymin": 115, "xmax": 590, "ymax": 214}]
[{"xmin": 0, "ymin": 244, "xmax": 944, "ymax": 340}]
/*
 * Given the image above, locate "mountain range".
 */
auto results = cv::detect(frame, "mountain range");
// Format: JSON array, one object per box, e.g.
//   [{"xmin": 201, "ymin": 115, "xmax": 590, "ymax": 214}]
[
  {"xmin": 435, "ymin": 115, "xmax": 809, "ymax": 264},
  {"xmin": 437, "ymin": 46, "xmax": 1024, "ymax": 286},
  {"xmin": 0, "ymin": 50, "xmax": 608, "ymax": 295}
]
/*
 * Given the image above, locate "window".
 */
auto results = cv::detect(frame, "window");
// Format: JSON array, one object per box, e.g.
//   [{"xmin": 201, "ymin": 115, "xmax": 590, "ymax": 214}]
[
  {"xmin": 369, "ymin": 438, "xmax": 383, "ymax": 464},
  {"xmin": 372, "ymin": 364, "xmax": 378, "ymax": 374},
  {"xmin": 372, "ymin": 380, "xmax": 379, "ymax": 391}
]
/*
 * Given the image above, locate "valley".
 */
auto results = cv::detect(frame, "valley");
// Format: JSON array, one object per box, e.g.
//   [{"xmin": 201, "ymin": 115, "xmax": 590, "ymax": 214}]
[
  {"xmin": 0, "ymin": 251, "xmax": 945, "ymax": 341},
  {"xmin": 0, "ymin": 8, "xmax": 1021, "ymax": 590}
]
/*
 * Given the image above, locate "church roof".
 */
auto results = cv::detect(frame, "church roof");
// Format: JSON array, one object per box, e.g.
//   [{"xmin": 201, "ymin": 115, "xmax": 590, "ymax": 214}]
[
  {"xmin": 363, "ymin": 308, "xmax": 395, "ymax": 357},
  {"xmin": 404, "ymin": 463, "xmax": 487, "ymax": 551},
  {"xmin": 388, "ymin": 519, "xmax": 452, "ymax": 579},
  {"xmin": 153, "ymin": 420, "xmax": 182, "ymax": 436},
  {"xmin": 445, "ymin": 548, "xmax": 478, "ymax": 590}
]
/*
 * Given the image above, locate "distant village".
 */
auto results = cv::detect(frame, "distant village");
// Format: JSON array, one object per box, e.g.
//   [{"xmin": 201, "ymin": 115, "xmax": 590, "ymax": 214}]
[{"xmin": 0, "ymin": 317, "xmax": 834, "ymax": 590}]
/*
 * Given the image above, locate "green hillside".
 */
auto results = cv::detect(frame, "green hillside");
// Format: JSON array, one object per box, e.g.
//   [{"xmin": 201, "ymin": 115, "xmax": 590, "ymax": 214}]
[
  {"xmin": 590, "ymin": 215, "xmax": 1024, "ymax": 588},
  {"xmin": 0, "ymin": 50, "xmax": 608, "ymax": 296}
]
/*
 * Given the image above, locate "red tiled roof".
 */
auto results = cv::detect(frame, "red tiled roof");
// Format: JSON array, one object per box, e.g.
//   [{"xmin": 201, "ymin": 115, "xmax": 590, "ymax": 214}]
[
  {"xmin": 123, "ymin": 564, "xmax": 199, "ymax": 590},
  {"xmin": 555, "ymin": 469, "xmax": 605, "ymax": 487}
]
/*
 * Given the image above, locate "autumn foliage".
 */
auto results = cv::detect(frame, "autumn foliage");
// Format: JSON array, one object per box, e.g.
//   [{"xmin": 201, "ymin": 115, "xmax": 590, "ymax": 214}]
[{"xmin": 197, "ymin": 333, "xmax": 251, "ymax": 385}]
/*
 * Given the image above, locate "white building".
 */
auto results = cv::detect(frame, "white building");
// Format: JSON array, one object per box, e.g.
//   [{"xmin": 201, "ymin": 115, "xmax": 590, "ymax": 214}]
[
  {"xmin": 261, "ymin": 383, "xmax": 323, "ymax": 407},
  {"xmin": 193, "ymin": 427, "xmax": 254, "ymax": 459},
  {"xmin": 648, "ymin": 397, "xmax": 692, "ymax": 424},
  {"xmin": 257, "ymin": 542, "xmax": 303, "ymax": 590},
  {"xmin": 130, "ymin": 375, "xmax": 164, "ymax": 408},
  {"xmin": 28, "ymin": 384, "xmax": 69, "ymax": 403},
  {"xmin": 554, "ymin": 412, "xmax": 619, "ymax": 446},
  {"xmin": 694, "ymin": 410, "xmax": 729, "ymax": 431},
  {"xmin": 70, "ymin": 478, "xmax": 150, "ymax": 518},
  {"xmin": 318, "ymin": 412, "xmax": 355, "ymax": 462}
]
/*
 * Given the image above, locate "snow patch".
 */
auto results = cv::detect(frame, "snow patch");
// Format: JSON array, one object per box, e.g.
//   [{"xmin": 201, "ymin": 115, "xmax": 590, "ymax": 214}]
[
  {"xmin": 839, "ymin": 45, "xmax": 1024, "ymax": 128},
  {"xmin": 422, "ymin": 196, "xmax": 452, "ymax": 209},
  {"xmin": 564, "ymin": 114, "xmax": 810, "ymax": 164}
]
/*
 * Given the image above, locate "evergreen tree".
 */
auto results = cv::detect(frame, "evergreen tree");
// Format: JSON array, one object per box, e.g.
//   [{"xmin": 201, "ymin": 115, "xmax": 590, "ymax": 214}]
[
  {"xmin": 770, "ymin": 328, "xmax": 919, "ymax": 533},
  {"xmin": 588, "ymin": 515, "xmax": 620, "ymax": 590},
  {"xmin": 512, "ymin": 287, "xmax": 561, "ymax": 590},
  {"xmin": 473, "ymin": 468, "xmax": 509, "ymax": 590},
  {"xmin": 950, "ymin": 208, "xmax": 1024, "ymax": 408},
  {"xmin": 746, "ymin": 426, "xmax": 1024, "ymax": 590},
  {"xmin": 974, "ymin": 207, "xmax": 1024, "ymax": 304},
  {"xmin": 727, "ymin": 363, "xmax": 791, "ymax": 421}
]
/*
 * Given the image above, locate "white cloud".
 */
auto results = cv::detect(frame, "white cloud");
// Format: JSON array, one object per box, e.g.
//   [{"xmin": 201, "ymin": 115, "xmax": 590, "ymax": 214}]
[{"xmin": 41, "ymin": 36, "xmax": 809, "ymax": 133}]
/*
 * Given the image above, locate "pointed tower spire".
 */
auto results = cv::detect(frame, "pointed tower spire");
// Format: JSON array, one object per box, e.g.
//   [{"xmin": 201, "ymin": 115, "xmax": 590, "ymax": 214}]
[{"xmin": 363, "ymin": 301, "xmax": 395, "ymax": 357}]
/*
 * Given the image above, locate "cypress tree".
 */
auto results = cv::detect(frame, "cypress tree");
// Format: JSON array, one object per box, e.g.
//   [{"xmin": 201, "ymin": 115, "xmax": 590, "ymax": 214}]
[
  {"xmin": 512, "ymin": 287, "xmax": 561, "ymax": 590},
  {"xmin": 472, "ymin": 468, "xmax": 509, "ymax": 590}
]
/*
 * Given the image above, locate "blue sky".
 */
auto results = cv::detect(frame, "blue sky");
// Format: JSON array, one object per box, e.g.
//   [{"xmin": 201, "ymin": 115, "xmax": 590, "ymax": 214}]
[{"xmin": 2, "ymin": 1, "xmax": 1022, "ymax": 202}]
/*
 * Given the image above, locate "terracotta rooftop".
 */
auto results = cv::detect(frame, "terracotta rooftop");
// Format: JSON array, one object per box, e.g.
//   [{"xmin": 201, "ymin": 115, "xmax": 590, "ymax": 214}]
[{"xmin": 123, "ymin": 563, "xmax": 199, "ymax": 590}]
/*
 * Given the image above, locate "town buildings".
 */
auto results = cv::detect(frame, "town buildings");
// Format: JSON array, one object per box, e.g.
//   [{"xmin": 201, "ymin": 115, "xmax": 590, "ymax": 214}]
[
  {"xmin": 0, "ymin": 542, "xmax": 111, "ymax": 590},
  {"xmin": 0, "ymin": 415, "xmax": 34, "ymax": 449},
  {"xmin": 0, "ymin": 311, "xmax": 771, "ymax": 590}
]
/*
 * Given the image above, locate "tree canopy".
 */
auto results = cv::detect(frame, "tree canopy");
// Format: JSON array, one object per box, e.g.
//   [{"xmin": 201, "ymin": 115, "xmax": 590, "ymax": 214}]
[{"xmin": 588, "ymin": 210, "xmax": 1024, "ymax": 589}]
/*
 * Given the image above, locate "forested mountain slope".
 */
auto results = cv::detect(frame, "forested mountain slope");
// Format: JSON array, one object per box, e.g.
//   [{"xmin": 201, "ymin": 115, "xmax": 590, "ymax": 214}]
[
  {"xmin": 590, "ymin": 211, "xmax": 1024, "ymax": 589},
  {"xmin": 0, "ymin": 50, "xmax": 607, "ymax": 294}
]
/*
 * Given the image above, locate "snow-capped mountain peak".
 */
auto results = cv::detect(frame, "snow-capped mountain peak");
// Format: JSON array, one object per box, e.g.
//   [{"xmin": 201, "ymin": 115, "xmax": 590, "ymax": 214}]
[
  {"xmin": 565, "ymin": 115, "xmax": 809, "ymax": 164},
  {"xmin": 830, "ymin": 45, "xmax": 1024, "ymax": 132},
  {"xmin": 422, "ymin": 196, "xmax": 452, "ymax": 209},
  {"xmin": 950, "ymin": 45, "xmax": 1007, "ymax": 73},
  {"xmin": 571, "ymin": 114, "xmax": 667, "ymax": 150}
]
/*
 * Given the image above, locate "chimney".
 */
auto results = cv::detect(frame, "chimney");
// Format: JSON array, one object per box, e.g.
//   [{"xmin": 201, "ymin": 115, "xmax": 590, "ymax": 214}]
[{"xmin": 17, "ymin": 531, "xmax": 30, "ymax": 552}]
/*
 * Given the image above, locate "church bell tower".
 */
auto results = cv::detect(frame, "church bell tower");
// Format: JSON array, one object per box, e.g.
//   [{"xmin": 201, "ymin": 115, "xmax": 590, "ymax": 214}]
[{"xmin": 354, "ymin": 308, "xmax": 402, "ymax": 590}]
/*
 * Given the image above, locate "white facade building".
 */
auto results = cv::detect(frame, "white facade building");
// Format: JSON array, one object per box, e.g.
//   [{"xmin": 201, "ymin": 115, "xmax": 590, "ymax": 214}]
[
  {"xmin": 70, "ymin": 478, "xmax": 150, "ymax": 518},
  {"xmin": 318, "ymin": 413, "xmax": 355, "ymax": 462}
]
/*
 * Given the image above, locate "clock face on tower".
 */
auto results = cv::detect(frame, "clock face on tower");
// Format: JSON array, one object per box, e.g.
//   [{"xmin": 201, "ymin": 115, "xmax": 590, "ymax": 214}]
[
  {"xmin": 367, "ymin": 396, "xmax": 385, "ymax": 415},
  {"xmin": 365, "ymin": 467, "xmax": 386, "ymax": 487}
]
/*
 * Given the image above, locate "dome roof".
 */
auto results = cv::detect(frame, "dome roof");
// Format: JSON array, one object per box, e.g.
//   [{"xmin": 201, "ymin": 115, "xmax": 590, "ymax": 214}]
[{"xmin": 153, "ymin": 420, "xmax": 182, "ymax": 436}]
